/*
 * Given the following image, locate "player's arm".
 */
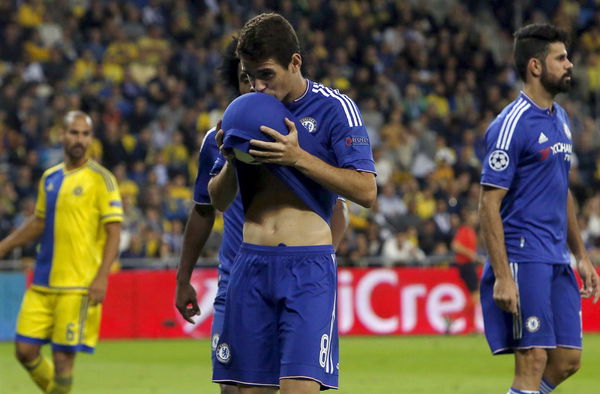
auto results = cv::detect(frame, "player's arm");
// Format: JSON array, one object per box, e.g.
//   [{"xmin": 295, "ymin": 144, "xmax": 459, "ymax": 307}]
[
  {"xmin": 331, "ymin": 198, "xmax": 349, "ymax": 249},
  {"xmin": 175, "ymin": 204, "xmax": 216, "ymax": 323},
  {"xmin": 208, "ymin": 127, "xmax": 239, "ymax": 212},
  {"xmin": 479, "ymin": 185, "xmax": 519, "ymax": 314},
  {"xmin": 89, "ymin": 221, "xmax": 121, "ymax": 305},
  {"xmin": 0, "ymin": 215, "xmax": 45, "ymax": 258},
  {"xmin": 566, "ymin": 189, "xmax": 600, "ymax": 303},
  {"xmin": 250, "ymin": 119, "xmax": 377, "ymax": 208}
]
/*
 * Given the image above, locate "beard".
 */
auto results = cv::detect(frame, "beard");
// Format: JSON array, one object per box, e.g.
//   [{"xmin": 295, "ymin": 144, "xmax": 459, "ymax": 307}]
[
  {"xmin": 66, "ymin": 144, "xmax": 86, "ymax": 161},
  {"xmin": 540, "ymin": 65, "xmax": 571, "ymax": 96}
]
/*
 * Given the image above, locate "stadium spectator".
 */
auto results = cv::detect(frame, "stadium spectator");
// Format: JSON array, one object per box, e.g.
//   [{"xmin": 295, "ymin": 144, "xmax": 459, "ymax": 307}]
[
  {"xmin": 0, "ymin": 0, "xmax": 597, "ymax": 273},
  {"xmin": 451, "ymin": 207, "xmax": 482, "ymax": 323},
  {"xmin": 382, "ymin": 229, "xmax": 426, "ymax": 266}
]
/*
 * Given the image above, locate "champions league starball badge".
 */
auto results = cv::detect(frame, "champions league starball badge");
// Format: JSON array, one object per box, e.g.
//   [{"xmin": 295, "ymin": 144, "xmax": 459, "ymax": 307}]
[{"xmin": 489, "ymin": 150, "xmax": 510, "ymax": 171}]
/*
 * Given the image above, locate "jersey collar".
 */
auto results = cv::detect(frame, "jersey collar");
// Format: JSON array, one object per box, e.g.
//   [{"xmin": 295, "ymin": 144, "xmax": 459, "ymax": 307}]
[
  {"xmin": 519, "ymin": 91, "xmax": 555, "ymax": 115},
  {"xmin": 293, "ymin": 79, "xmax": 311, "ymax": 102}
]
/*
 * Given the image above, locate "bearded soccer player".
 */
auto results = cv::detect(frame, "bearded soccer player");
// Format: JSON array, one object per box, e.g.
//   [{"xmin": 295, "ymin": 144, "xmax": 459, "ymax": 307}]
[
  {"xmin": 479, "ymin": 24, "xmax": 600, "ymax": 394},
  {"xmin": 209, "ymin": 13, "xmax": 376, "ymax": 393},
  {"xmin": 0, "ymin": 111, "xmax": 122, "ymax": 393}
]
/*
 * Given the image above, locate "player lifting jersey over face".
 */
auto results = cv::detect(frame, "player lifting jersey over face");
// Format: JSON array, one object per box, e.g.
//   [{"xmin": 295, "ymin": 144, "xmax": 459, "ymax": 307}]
[{"xmin": 208, "ymin": 13, "xmax": 376, "ymax": 393}]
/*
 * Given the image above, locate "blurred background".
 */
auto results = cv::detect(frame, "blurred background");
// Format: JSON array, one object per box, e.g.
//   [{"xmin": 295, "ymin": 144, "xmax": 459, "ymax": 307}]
[
  {"xmin": 1, "ymin": 1, "xmax": 600, "ymax": 392},
  {"xmin": 1, "ymin": 0, "xmax": 600, "ymax": 267}
]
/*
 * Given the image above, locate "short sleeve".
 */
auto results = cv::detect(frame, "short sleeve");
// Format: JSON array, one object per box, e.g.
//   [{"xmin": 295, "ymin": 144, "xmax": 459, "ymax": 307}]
[
  {"xmin": 193, "ymin": 130, "xmax": 219, "ymax": 204},
  {"xmin": 34, "ymin": 175, "xmax": 47, "ymax": 219},
  {"xmin": 98, "ymin": 172, "xmax": 124, "ymax": 224},
  {"xmin": 480, "ymin": 117, "xmax": 524, "ymax": 190},
  {"xmin": 331, "ymin": 123, "xmax": 376, "ymax": 173},
  {"xmin": 210, "ymin": 154, "xmax": 227, "ymax": 177}
]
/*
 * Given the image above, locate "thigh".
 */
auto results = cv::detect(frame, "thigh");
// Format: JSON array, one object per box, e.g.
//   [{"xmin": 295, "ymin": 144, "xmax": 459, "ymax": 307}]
[
  {"xmin": 213, "ymin": 251, "xmax": 280, "ymax": 386},
  {"xmin": 480, "ymin": 262, "xmax": 514, "ymax": 354},
  {"xmin": 515, "ymin": 263, "xmax": 556, "ymax": 349},
  {"xmin": 480, "ymin": 262, "xmax": 556, "ymax": 354},
  {"xmin": 52, "ymin": 293, "xmax": 101, "ymax": 353},
  {"xmin": 211, "ymin": 271, "xmax": 229, "ymax": 363},
  {"xmin": 16, "ymin": 289, "xmax": 54, "ymax": 345},
  {"xmin": 279, "ymin": 253, "xmax": 339, "ymax": 390},
  {"xmin": 551, "ymin": 265, "xmax": 582, "ymax": 349},
  {"xmin": 212, "ymin": 267, "xmax": 230, "ymax": 344}
]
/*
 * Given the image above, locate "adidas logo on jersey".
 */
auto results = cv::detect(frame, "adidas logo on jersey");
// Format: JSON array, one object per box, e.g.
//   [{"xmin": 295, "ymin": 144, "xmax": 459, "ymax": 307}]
[{"xmin": 538, "ymin": 132, "xmax": 548, "ymax": 144}]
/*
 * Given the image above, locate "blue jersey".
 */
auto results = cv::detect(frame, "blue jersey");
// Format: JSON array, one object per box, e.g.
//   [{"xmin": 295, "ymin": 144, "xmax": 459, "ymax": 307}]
[
  {"xmin": 480, "ymin": 92, "xmax": 572, "ymax": 264},
  {"xmin": 194, "ymin": 128, "xmax": 244, "ymax": 271},
  {"xmin": 288, "ymin": 81, "xmax": 376, "ymax": 175},
  {"xmin": 218, "ymin": 83, "xmax": 376, "ymax": 223}
]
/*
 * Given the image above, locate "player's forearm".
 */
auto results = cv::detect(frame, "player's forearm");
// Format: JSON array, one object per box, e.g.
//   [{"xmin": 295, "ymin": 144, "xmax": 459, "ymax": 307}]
[
  {"xmin": 294, "ymin": 152, "xmax": 376, "ymax": 208},
  {"xmin": 177, "ymin": 205, "xmax": 216, "ymax": 283},
  {"xmin": 330, "ymin": 199, "xmax": 349, "ymax": 249},
  {"xmin": 208, "ymin": 161, "xmax": 238, "ymax": 211},
  {"xmin": 479, "ymin": 197, "xmax": 511, "ymax": 279},
  {"xmin": 0, "ymin": 216, "xmax": 44, "ymax": 254},
  {"xmin": 97, "ymin": 222, "xmax": 121, "ymax": 279},
  {"xmin": 566, "ymin": 190, "xmax": 587, "ymax": 259}
]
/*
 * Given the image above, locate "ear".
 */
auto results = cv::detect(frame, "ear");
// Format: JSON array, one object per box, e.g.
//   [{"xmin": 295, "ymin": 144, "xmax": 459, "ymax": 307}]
[
  {"xmin": 528, "ymin": 57, "xmax": 542, "ymax": 79},
  {"xmin": 290, "ymin": 53, "xmax": 302, "ymax": 73}
]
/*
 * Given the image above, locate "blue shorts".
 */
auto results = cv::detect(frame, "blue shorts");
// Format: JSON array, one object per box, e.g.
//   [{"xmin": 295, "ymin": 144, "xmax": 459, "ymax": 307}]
[
  {"xmin": 480, "ymin": 262, "xmax": 582, "ymax": 354},
  {"xmin": 213, "ymin": 243, "xmax": 339, "ymax": 390},
  {"xmin": 211, "ymin": 265, "xmax": 231, "ymax": 365}
]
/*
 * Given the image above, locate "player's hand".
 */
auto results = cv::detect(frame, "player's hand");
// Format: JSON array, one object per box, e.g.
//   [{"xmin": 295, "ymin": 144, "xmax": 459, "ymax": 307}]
[
  {"xmin": 89, "ymin": 275, "xmax": 108, "ymax": 306},
  {"xmin": 249, "ymin": 118, "xmax": 306, "ymax": 166},
  {"xmin": 577, "ymin": 256, "xmax": 600, "ymax": 303},
  {"xmin": 175, "ymin": 282, "xmax": 200, "ymax": 323},
  {"xmin": 493, "ymin": 277, "xmax": 519, "ymax": 314},
  {"xmin": 214, "ymin": 120, "xmax": 235, "ymax": 162}
]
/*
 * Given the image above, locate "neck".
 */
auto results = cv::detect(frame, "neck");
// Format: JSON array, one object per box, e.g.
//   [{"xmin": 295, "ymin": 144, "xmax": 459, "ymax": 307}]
[
  {"xmin": 284, "ymin": 76, "xmax": 307, "ymax": 103},
  {"xmin": 65, "ymin": 157, "xmax": 88, "ymax": 171},
  {"xmin": 522, "ymin": 82, "xmax": 554, "ymax": 109}
]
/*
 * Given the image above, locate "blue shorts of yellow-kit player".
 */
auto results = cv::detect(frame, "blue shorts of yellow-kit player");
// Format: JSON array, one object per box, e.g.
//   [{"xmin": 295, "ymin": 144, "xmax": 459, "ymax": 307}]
[{"xmin": 15, "ymin": 288, "xmax": 101, "ymax": 353}]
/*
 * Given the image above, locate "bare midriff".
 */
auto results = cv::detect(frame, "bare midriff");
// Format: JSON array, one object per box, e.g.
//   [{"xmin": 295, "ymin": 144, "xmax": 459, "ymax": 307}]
[{"xmin": 243, "ymin": 166, "xmax": 331, "ymax": 246}]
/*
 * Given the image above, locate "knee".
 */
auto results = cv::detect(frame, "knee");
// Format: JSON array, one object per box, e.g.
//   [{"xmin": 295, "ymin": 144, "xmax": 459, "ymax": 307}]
[
  {"xmin": 220, "ymin": 384, "xmax": 239, "ymax": 394},
  {"xmin": 14, "ymin": 343, "xmax": 39, "ymax": 365},
  {"xmin": 558, "ymin": 356, "xmax": 581, "ymax": 378},
  {"xmin": 518, "ymin": 348, "xmax": 548, "ymax": 375},
  {"xmin": 53, "ymin": 352, "xmax": 75, "ymax": 376}
]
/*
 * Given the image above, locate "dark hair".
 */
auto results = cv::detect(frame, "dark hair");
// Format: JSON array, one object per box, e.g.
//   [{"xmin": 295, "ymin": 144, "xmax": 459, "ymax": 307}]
[
  {"xmin": 513, "ymin": 23, "xmax": 569, "ymax": 81},
  {"xmin": 219, "ymin": 37, "xmax": 241, "ymax": 93},
  {"xmin": 237, "ymin": 13, "xmax": 300, "ymax": 68}
]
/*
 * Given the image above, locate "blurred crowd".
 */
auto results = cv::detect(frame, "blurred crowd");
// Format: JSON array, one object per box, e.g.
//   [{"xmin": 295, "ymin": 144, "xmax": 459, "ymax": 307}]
[{"xmin": 2, "ymin": 0, "xmax": 600, "ymax": 267}]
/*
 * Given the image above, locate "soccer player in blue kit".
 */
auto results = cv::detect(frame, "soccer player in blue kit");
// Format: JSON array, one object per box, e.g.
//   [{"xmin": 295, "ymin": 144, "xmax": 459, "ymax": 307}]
[
  {"xmin": 175, "ymin": 38, "xmax": 249, "ymax": 394},
  {"xmin": 479, "ymin": 24, "xmax": 600, "ymax": 394},
  {"xmin": 208, "ymin": 13, "xmax": 376, "ymax": 394},
  {"xmin": 175, "ymin": 37, "xmax": 349, "ymax": 394}
]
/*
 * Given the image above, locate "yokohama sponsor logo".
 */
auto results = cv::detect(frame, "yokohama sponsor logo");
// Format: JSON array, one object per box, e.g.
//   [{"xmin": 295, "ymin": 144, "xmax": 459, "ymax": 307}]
[{"xmin": 550, "ymin": 142, "xmax": 572, "ymax": 155}]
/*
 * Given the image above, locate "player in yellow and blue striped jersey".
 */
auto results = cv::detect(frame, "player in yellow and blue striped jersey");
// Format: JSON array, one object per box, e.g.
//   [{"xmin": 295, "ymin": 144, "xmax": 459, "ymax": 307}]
[{"xmin": 0, "ymin": 110, "xmax": 122, "ymax": 394}]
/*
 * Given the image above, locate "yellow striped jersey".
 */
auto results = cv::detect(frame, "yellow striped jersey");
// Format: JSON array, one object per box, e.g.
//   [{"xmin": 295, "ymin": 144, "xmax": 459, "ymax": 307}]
[{"xmin": 32, "ymin": 160, "xmax": 123, "ymax": 292}]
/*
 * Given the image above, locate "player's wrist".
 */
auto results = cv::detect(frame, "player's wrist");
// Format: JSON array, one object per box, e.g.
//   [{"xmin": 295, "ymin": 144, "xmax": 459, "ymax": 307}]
[{"xmin": 292, "ymin": 149, "xmax": 311, "ymax": 169}]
